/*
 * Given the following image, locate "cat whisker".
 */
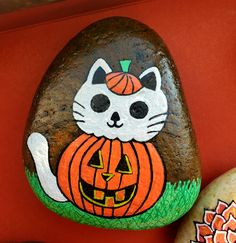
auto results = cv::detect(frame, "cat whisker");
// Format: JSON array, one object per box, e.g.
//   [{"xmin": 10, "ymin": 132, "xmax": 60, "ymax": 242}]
[
  {"xmin": 73, "ymin": 101, "xmax": 86, "ymax": 109},
  {"xmin": 148, "ymin": 119, "xmax": 178, "ymax": 128},
  {"xmin": 75, "ymin": 120, "xmax": 85, "ymax": 123},
  {"xmin": 73, "ymin": 110, "xmax": 84, "ymax": 117},
  {"xmin": 146, "ymin": 130, "xmax": 180, "ymax": 138},
  {"xmin": 149, "ymin": 112, "xmax": 168, "ymax": 121},
  {"xmin": 147, "ymin": 130, "xmax": 159, "ymax": 134},
  {"xmin": 147, "ymin": 120, "xmax": 165, "ymax": 128}
]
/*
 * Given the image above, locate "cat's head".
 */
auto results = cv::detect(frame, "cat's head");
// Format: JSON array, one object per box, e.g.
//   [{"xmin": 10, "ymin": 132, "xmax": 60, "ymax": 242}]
[{"xmin": 73, "ymin": 58, "xmax": 168, "ymax": 142}]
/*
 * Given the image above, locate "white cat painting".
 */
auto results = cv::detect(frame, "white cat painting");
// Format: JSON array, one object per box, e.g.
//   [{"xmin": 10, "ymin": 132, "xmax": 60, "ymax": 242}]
[{"xmin": 73, "ymin": 58, "xmax": 168, "ymax": 142}]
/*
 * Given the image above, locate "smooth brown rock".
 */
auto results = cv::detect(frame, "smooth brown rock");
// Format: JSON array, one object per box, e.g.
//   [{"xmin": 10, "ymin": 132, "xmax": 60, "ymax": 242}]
[{"xmin": 23, "ymin": 17, "xmax": 201, "ymax": 229}]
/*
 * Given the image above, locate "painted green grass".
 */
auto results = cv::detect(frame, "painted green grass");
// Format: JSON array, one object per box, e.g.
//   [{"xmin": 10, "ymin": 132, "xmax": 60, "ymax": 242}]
[{"xmin": 25, "ymin": 168, "xmax": 201, "ymax": 230}]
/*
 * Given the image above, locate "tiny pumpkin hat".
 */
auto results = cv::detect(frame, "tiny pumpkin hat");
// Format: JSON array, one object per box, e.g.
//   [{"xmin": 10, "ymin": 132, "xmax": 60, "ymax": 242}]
[{"xmin": 106, "ymin": 60, "xmax": 142, "ymax": 95}]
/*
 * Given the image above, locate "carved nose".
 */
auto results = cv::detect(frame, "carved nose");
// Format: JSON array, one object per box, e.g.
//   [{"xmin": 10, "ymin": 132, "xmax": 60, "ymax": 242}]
[
  {"xmin": 111, "ymin": 112, "xmax": 120, "ymax": 122},
  {"xmin": 102, "ymin": 173, "xmax": 114, "ymax": 182}
]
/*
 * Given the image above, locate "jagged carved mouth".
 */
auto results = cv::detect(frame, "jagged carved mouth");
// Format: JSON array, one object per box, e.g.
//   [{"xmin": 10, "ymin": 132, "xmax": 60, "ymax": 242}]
[
  {"xmin": 79, "ymin": 179, "xmax": 136, "ymax": 208},
  {"xmin": 107, "ymin": 122, "xmax": 123, "ymax": 128}
]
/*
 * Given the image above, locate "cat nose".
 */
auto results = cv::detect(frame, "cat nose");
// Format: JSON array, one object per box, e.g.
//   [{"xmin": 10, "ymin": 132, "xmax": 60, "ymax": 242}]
[{"xmin": 111, "ymin": 112, "xmax": 120, "ymax": 122}]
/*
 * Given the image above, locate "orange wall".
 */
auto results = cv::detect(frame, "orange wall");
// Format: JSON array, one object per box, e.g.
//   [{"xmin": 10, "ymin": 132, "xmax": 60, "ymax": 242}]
[{"xmin": 0, "ymin": 0, "xmax": 235, "ymax": 242}]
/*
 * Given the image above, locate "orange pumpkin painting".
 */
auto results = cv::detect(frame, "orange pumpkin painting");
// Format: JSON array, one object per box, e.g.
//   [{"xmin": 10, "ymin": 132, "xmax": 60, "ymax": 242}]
[{"xmin": 57, "ymin": 134, "xmax": 165, "ymax": 218}]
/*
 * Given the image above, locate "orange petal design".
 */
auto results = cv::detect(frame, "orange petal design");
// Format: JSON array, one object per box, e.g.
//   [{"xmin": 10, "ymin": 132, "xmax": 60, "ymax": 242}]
[
  {"xmin": 222, "ymin": 215, "xmax": 236, "ymax": 231},
  {"xmin": 213, "ymin": 230, "xmax": 228, "ymax": 243},
  {"xmin": 227, "ymin": 230, "xmax": 236, "ymax": 242},
  {"xmin": 192, "ymin": 201, "xmax": 236, "ymax": 243},
  {"xmin": 196, "ymin": 223, "xmax": 213, "ymax": 242},
  {"xmin": 204, "ymin": 210, "xmax": 216, "ymax": 225},
  {"xmin": 204, "ymin": 235, "xmax": 213, "ymax": 243},
  {"xmin": 216, "ymin": 200, "xmax": 228, "ymax": 214},
  {"xmin": 211, "ymin": 214, "xmax": 226, "ymax": 230},
  {"xmin": 222, "ymin": 201, "xmax": 236, "ymax": 220}
]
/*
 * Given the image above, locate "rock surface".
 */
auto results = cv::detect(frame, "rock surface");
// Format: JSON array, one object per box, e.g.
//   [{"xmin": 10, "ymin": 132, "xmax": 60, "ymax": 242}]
[
  {"xmin": 175, "ymin": 168, "xmax": 236, "ymax": 243},
  {"xmin": 23, "ymin": 17, "xmax": 201, "ymax": 229}
]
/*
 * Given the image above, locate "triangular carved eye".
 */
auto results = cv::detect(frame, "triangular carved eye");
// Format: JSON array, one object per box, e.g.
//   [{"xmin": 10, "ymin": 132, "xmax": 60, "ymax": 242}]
[
  {"xmin": 116, "ymin": 155, "xmax": 132, "ymax": 174},
  {"xmin": 88, "ymin": 150, "xmax": 104, "ymax": 169}
]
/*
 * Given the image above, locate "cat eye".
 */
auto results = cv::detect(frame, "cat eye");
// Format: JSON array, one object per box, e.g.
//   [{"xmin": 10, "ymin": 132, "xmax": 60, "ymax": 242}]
[
  {"xmin": 91, "ymin": 94, "xmax": 110, "ymax": 113},
  {"xmin": 88, "ymin": 150, "xmax": 104, "ymax": 169},
  {"xmin": 130, "ymin": 101, "xmax": 148, "ymax": 119},
  {"xmin": 116, "ymin": 155, "xmax": 132, "ymax": 174}
]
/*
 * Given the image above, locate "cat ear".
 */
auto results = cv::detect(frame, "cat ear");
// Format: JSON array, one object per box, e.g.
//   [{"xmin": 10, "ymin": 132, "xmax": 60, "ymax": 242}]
[
  {"xmin": 139, "ymin": 67, "xmax": 162, "ymax": 91},
  {"xmin": 87, "ymin": 58, "xmax": 112, "ymax": 85}
]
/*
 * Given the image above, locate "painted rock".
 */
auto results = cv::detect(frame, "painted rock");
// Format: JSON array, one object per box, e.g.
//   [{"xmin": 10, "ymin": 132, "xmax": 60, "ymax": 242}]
[
  {"xmin": 23, "ymin": 17, "xmax": 201, "ymax": 229},
  {"xmin": 175, "ymin": 168, "xmax": 236, "ymax": 243}
]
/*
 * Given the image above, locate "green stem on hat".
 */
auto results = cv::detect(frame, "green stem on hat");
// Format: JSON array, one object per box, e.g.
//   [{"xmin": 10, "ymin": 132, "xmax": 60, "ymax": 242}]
[{"xmin": 120, "ymin": 60, "xmax": 131, "ymax": 73}]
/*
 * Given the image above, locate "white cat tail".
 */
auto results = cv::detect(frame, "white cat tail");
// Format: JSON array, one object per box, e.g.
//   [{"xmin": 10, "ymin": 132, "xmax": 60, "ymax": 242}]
[{"xmin": 27, "ymin": 132, "xmax": 67, "ymax": 202}]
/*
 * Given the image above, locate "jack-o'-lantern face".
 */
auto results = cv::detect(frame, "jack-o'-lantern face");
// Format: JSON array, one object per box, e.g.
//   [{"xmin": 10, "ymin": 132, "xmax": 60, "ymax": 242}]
[
  {"xmin": 80, "ymin": 148, "xmax": 137, "ymax": 208},
  {"xmin": 57, "ymin": 134, "xmax": 165, "ymax": 218}
]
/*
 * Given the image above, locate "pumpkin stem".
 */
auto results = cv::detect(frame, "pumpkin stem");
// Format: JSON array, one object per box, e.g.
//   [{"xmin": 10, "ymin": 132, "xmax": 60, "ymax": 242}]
[{"xmin": 120, "ymin": 60, "xmax": 131, "ymax": 73}]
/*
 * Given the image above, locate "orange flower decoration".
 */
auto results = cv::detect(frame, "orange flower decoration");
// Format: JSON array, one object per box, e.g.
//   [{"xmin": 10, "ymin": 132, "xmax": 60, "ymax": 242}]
[{"xmin": 192, "ymin": 200, "xmax": 236, "ymax": 243}]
